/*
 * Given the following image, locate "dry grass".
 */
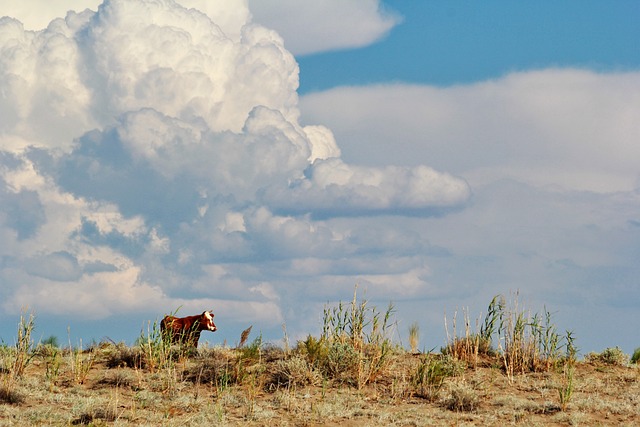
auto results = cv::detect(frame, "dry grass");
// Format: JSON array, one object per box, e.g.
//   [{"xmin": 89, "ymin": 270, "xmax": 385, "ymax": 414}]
[
  {"xmin": 0, "ymin": 297, "xmax": 638, "ymax": 426},
  {"xmin": 2, "ymin": 349, "xmax": 638, "ymax": 426}
]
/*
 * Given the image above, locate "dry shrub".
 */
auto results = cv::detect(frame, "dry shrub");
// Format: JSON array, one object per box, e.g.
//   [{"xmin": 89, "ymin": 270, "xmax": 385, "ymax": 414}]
[
  {"xmin": 443, "ymin": 383, "xmax": 480, "ymax": 412},
  {"xmin": 185, "ymin": 348, "xmax": 238, "ymax": 387},
  {"xmin": 267, "ymin": 355, "xmax": 321, "ymax": 389},
  {"xmin": 104, "ymin": 343, "xmax": 144, "ymax": 369},
  {"xmin": 96, "ymin": 369, "xmax": 135, "ymax": 389},
  {"xmin": 585, "ymin": 347, "xmax": 629, "ymax": 366},
  {"xmin": 71, "ymin": 407, "xmax": 118, "ymax": 425},
  {"xmin": 0, "ymin": 384, "xmax": 24, "ymax": 405}
]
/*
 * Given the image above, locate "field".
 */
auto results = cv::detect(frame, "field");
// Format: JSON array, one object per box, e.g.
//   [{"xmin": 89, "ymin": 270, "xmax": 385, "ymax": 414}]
[{"xmin": 1, "ymin": 294, "xmax": 639, "ymax": 426}]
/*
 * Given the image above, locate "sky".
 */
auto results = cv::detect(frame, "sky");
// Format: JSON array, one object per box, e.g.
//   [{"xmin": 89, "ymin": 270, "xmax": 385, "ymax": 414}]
[{"xmin": 0, "ymin": 0, "xmax": 638, "ymax": 354}]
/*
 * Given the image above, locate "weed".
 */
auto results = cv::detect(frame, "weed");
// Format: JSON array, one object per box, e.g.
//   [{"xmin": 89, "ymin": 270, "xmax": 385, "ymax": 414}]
[
  {"xmin": 238, "ymin": 326, "xmax": 253, "ymax": 348},
  {"xmin": 12, "ymin": 310, "xmax": 37, "ymax": 378},
  {"xmin": 309, "ymin": 287, "xmax": 397, "ymax": 388},
  {"xmin": 0, "ymin": 310, "xmax": 36, "ymax": 403},
  {"xmin": 408, "ymin": 322, "xmax": 419, "ymax": 354},
  {"xmin": 476, "ymin": 293, "xmax": 573, "ymax": 379},
  {"xmin": 444, "ymin": 308, "xmax": 493, "ymax": 368},
  {"xmin": 137, "ymin": 318, "xmax": 173, "ymax": 372},
  {"xmin": 411, "ymin": 354, "xmax": 463, "ymax": 402},
  {"xmin": 558, "ymin": 363, "xmax": 575, "ymax": 411},
  {"xmin": 44, "ymin": 345, "xmax": 61, "ymax": 389}
]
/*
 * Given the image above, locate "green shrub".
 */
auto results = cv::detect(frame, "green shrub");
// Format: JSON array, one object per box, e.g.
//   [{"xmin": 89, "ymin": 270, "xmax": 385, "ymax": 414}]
[
  {"xmin": 631, "ymin": 347, "xmax": 640, "ymax": 364},
  {"xmin": 411, "ymin": 354, "xmax": 463, "ymax": 401}
]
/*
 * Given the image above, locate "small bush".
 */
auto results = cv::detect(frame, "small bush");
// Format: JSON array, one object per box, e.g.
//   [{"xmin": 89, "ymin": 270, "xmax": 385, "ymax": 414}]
[
  {"xmin": 631, "ymin": 348, "xmax": 640, "ymax": 364},
  {"xmin": 105, "ymin": 342, "xmax": 143, "ymax": 369},
  {"xmin": 186, "ymin": 350, "xmax": 233, "ymax": 384},
  {"xmin": 585, "ymin": 347, "xmax": 629, "ymax": 366},
  {"xmin": 267, "ymin": 355, "xmax": 321, "ymax": 389},
  {"xmin": 97, "ymin": 369, "xmax": 136, "ymax": 389},
  {"xmin": 443, "ymin": 383, "xmax": 479, "ymax": 412},
  {"xmin": 0, "ymin": 384, "xmax": 24, "ymax": 405}
]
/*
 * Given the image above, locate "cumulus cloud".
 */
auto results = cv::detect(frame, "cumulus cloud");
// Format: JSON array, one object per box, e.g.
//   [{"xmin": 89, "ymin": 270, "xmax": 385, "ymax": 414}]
[
  {"xmin": 0, "ymin": 0, "xmax": 468, "ymax": 341},
  {"xmin": 299, "ymin": 69, "xmax": 640, "ymax": 352},
  {"xmin": 300, "ymin": 69, "xmax": 640, "ymax": 193},
  {"xmin": 247, "ymin": 0, "xmax": 400, "ymax": 55}
]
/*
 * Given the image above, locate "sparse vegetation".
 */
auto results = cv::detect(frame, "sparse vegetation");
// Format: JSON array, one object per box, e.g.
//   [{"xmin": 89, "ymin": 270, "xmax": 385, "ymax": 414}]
[
  {"xmin": 408, "ymin": 322, "xmax": 420, "ymax": 354},
  {"xmin": 0, "ymin": 296, "xmax": 638, "ymax": 426},
  {"xmin": 585, "ymin": 346, "xmax": 630, "ymax": 366}
]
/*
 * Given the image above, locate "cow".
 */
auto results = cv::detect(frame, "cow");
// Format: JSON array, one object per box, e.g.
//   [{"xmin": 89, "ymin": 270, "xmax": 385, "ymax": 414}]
[{"xmin": 160, "ymin": 310, "xmax": 217, "ymax": 348}]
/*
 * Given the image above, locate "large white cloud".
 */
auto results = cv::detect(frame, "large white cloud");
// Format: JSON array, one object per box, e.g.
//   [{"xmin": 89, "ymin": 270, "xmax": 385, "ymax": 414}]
[
  {"xmin": 0, "ymin": 0, "xmax": 468, "ymax": 343},
  {"xmin": 2, "ymin": 0, "xmax": 398, "ymax": 55},
  {"xmin": 300, "ymin": 69, "xmax": 640, "ymax": 193},
  {"xmin": 299, "ymin": 69, "xmax": 640, "ymax": 352},
  {"xmin": 247, "ymin": 0, "xmax": 400, "ymax": 55}
]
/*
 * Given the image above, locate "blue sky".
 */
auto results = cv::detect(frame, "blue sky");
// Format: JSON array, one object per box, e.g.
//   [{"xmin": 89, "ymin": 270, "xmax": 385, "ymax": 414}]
[
  {"xmin": 0, "ymin": 0, "xmax": 639, "ymax": 355},
  {"xmin": 298, "ymin": 1, "xmax": 640, "ymax": 93}
]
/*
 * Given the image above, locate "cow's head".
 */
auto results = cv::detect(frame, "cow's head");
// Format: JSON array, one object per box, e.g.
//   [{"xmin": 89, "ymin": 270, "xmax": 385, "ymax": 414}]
[{"xmin": 201, "ymin": 310, "xmax": 217, "ymax": 332}]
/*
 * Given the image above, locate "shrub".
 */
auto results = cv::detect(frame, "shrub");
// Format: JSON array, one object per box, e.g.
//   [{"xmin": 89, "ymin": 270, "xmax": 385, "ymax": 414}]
[
  {"xmin": 631, "ymin": 348, "xmax": 640, "ymax": 364},
  {"xmin": 185, "ymin": 347, "xmax": 238, "ymax": 388},
  {"xmin": 104, "ymin": 342, "xmax": 144, "ymax": 369},
  {"xmin": 267, "ymin": 355, "xmax": 321, "ymax": 389},
  {"xmin": 443, "ymin": 383, "xmax": 480, "ymax": 412},
  {"xmin": 585, "ymin": 347, "xmax": 629, "ymax": 366}
]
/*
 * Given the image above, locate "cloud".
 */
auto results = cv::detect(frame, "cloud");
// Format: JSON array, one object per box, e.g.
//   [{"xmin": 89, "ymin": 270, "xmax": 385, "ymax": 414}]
[
  {"xmin": 247, "ymin": 0, "xmax": 400, "ymax": 55},
  {"xmin": 0, "ymin": 0, "xmax": 468, "ymax": 342},
  {"xmin": 0, "ymin": 0, "xmax": 101, "ymax": 30},
  {"xmin": 300, "ymin": 69, "xmax": 640, "ymax": 193},
  {"xmin": 265, "ymin": 158, "xmax": 470, "ymax": 217},
  {"xmin": 300, "ymin": 72, "xmax": 640, "ymax": 352}
]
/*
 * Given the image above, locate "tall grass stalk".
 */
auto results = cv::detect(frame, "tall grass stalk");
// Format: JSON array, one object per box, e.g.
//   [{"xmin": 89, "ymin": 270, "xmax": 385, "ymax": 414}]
[
  {"xmin": 477, "ymin": 292, "xmax": 573, "ymax": 381},
  {"xmin": 408, "ymin": 322, "xmax": 420, "ymax": 354},
  {"xmin": 138, "ymin": 318, "xmax": 173, "ymax": 373},
  {"xmin": 12, "ymin": 310, "xmax": 36, "ymax": 378},
  {"xmin": 67, "ymin": 334, "xmax": 96, "ymax": 385},
  {"xmin": 444, "ymin": 308, "xmax": 487, "ymax": 368},
  {"xmin": 0, "ymin": 310, "xmax": 36, "ymax": 403},
  {"xmin": 313, "ymin": 286, "xmax": 397, "ymax": 388}
]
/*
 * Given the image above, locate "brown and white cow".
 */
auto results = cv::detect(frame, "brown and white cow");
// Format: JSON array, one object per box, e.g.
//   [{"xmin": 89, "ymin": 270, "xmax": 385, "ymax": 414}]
[{"xmin": 160, "ymin": 310, "xmax": 217, "ymax": 348}]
